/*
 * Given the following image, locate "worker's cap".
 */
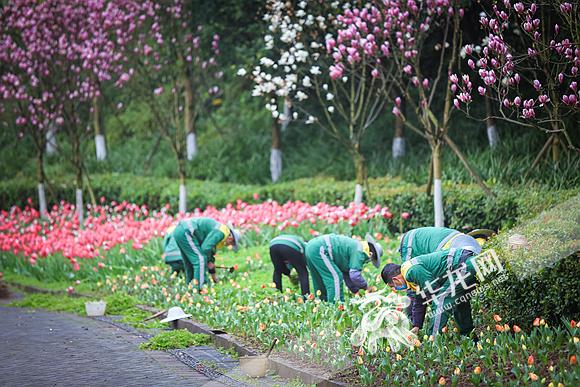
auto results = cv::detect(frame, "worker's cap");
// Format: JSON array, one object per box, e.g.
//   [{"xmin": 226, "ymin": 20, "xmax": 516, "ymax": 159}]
[
  {"xmin": 467, "ymin": 229, "xmax": 496, "ymax": 246},
  {"xmin": 160, "ymin": 306, "xmax": 192, "ymax": 323},
  {"xmin": 227, "ymin": 223, "xmax": 241, "ymax": 252},
  {"xmin": 365, "ymin": 233, "xmax": 383, "ymax": 268}
]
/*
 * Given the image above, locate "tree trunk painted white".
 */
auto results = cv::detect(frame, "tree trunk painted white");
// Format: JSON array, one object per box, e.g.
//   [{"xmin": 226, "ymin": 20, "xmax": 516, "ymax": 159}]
[
  {"xmin": 392, "ymin": 136, "xmax": 406, "ymax": 159},
  {"xmin": 38, "ymin": 183, "xmax": 47, "ymax": 218},
  {"xmin": 281, "ymin": 99, "xmax": 291, "ymax": 131},
  {"xmin": 433, "ymin": 179, "xmax": 444, "ymax": 227},
  {"xmin": 76, "ymin": 188, "xmax": 84, "ymax": 224},
  {"xmin": 179, "ymin": 183, "xmax": 187, "ymax": 213},
  {"xmin": 270, "ymin": 148, "xmax": 282, "ymax": 183},
  {"xmin": 354, "ymin": 184, "xmax": 363, "ymax": 205},
  {"xmin": 186, "ymin": 132, "xmax": 197, "ymax": 161},
  {"xmin": 95, "ymin": 134, "xmax": 107, "ymax": 161},
  {"xmin": 486, "ymin": 125, "xmax": 499, "ymax": 148},
  {"xmin": 46, "ymin": 126, "xmax": 57, "ymax": 155}
]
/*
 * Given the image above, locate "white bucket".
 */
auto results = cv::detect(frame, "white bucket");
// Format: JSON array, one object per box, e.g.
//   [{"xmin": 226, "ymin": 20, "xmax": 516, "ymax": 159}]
[
  {"xmin": 85, "ymin": 301, "xmax": 107, "ymax": 317},
  {"xmin": 239, "ymin": 355, "xmax": 269, "ymax": 378}
]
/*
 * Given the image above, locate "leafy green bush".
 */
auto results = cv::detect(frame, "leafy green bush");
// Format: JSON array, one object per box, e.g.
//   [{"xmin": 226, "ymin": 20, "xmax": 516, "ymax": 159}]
[
  {"xmin": 482, "ymin": 194, "xmax": 580, "ymax": 326},
  {"xmin": 140, "ymin": 330, "xmax": 211, "ymax": 350}
]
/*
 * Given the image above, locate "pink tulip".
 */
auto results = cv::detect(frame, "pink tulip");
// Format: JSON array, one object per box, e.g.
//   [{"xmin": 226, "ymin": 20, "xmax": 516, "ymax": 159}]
[{"xmin": 401, "ymin": 212, "xmax": 411, "ymax": 220}]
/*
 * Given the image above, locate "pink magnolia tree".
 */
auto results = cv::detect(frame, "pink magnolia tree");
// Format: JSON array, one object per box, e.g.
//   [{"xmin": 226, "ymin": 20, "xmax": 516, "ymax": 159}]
[
  {"xmin": 249, "ymin": 0, "xmax": 389, "ymax": 203},
  {"xmin": 0, "ymin": 0, "xmax": 148, "ymax": 221},
  {"xmin": 453, "ymin": 1, "xmax": 579, "ymax": 167},
  {"xmin": 131, "ymin": 0, "xmax": 223, "ymax": 213},
  {"xmin": 328, "ymin": 0, "xmax": 493, "ymax": 226}
]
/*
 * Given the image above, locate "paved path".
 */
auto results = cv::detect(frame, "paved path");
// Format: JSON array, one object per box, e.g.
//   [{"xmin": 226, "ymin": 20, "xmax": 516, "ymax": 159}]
[{"xmin": 0, "ymin": 306, "xmax": 226, "ymax": 387}]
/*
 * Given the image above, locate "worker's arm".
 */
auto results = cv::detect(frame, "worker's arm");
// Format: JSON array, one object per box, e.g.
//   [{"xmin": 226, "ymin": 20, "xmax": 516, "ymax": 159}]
[
  {"xmin": 200, "ymin": 229, "xmax": 226, "ymax": 262},
  {"xmin": 207, "ymin": 262, "xmax": 218, "ymax": 283},
  {"xmin": 348, "ymin": 269, "xmax": 368, "ymax": 292},
  {"xmin": 348, "ymin": 251, "xmax": 369, "ymax": 291},
  {"xmin": 409, "ymin": 291, "xmax": 428, "ymax": 329}
]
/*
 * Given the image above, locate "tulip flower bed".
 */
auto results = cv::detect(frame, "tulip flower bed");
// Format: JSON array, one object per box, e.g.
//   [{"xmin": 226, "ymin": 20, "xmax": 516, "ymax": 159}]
[
  {"xmin": 1, "ymin": 201, "xmax": 579, "ymax": 385},
  {"xmin": 0, "ymin": 199, "xmax": 405, "ymax": 268}
]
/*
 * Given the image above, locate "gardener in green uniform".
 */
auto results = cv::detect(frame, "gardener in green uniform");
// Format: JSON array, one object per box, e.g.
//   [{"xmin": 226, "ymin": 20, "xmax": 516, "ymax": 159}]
[
  {"xmin": 269, "ymin": 234, "xmax": 310, "ymax": 296},
  {"xmin": 398, "ymin": 227, "xmax": 484, "ymax": 332},
  {"xmin": 305, "ymin": 234, "xmax": 383, "ymax": 303},
  {"xmin": 173, "ymin": 217, "xmax": 241, "ymax": 288},
  {"xmin": 162, "ymin": 225, "xmax": 183, "ymax": 274},
  {"xmin": 382, "ymin": 247, "xmax": 479, "ymax": 338}
]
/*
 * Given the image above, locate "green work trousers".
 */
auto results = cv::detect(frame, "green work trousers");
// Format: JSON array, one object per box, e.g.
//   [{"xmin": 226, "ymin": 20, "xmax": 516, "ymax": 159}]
[
  {"xmin": 305, "ymin": 241, "xmax": 344, "ymax": 302},
  {"xmin": 173, "ymin": 222, "xmax": 208, "ymax": 288}
]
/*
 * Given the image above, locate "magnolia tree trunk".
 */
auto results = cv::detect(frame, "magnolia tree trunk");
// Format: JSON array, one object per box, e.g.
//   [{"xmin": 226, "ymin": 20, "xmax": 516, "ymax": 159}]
[
  {"xmin": 93, "ymin": 96, "xmax": 107, "ymax": 160},
  {"xmin": 484, "ymin": 94, "xmax": 499, "ymax": 148},
  {"xmin": 178, "ymin": 156, "xmax": 187, "ymax": 213},
  {"xmin": 46, "ymin": 124, "xmax": 57, "ymax": 155},
  {"xmin": 72, "ymin": 134, "xmax": 84, "ymax": 224},
  {"xmin": 281, "ymin": 98, "xmax": 291, "ymax": 131},
  {"xmin": 186, "ymin": 131, "xmax": 197, "ymax": 160},
  {"xmin": 183, "ymin": 69, "xmax": 197, "ymax": 161},
  {"xmin": 551, "ymin": 135, "xmax": 560, "ymax": 165},
  {"xmin": 353, "ymin": 151, "xmax": 366, "ymax": 205},
  {"xmin": 36, "ymin": 151, "xmax": 47, "ymax": 218},
  {"xmin": 432, "ymin": 143, "xmax": 444, "ymax": 227},
  {"xmin": 392, "ymin": 99, "xmax": 406, "ymax": 158},
  {"xmin": 270, "ymin": 119, "xmax": 282, "ymax": 183}
]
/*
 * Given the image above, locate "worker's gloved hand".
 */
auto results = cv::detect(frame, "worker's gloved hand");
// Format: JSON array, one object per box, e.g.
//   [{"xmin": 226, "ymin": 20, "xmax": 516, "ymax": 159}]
[{"xmin": 207, "ymin": 262, "xmax": 218, "ymax": 283}]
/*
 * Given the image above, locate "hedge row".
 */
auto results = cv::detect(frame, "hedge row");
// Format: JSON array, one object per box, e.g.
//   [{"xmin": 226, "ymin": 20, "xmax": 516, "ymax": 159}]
[
  {"xmin": 483, "ymin": 194, "xmax": 580, "ymax": 325},
  {"xmin": 1, "ymin": 173, "xmax": 577, "ymax": 233}
]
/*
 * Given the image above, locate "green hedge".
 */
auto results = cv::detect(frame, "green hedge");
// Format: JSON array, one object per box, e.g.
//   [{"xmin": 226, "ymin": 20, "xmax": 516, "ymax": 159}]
[
  {"xmin": 1, "ymin": 174, "xmax": 577, "ymax": 233},
  {"xmin": 482, "ymin": 194, "xmax": 580, "ymax": 326}
]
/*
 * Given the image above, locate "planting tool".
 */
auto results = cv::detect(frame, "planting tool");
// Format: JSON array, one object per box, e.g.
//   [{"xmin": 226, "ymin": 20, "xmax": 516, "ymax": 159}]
[
  {"xmin": 215, "ymin": 265, "xmax": 236, "ymax": 273},
  {"xmin": 142, "ymin": 309, "xmax": 166, "ymax": 322},
  {"xmin": 239, "ymin": 338, "xmax": 278, "ymax": 378}
]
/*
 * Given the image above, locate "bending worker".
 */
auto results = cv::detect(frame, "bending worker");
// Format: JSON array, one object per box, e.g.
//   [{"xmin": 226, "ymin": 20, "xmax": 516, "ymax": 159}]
[
  {"xmin": 397, "ymin": 227, "xmax": 488, "ymax": 332},
  {"xmin": 305, "ymin": 234, "xmax": 382, "ymax": 302},
  {"xmin": 173, "ymin": 217, "xmax": 241, "ymax": 288},
  {"xmin": 162, "ymin": 225, "xmax": 183, "ymax": 274},
  {"xmin": 381, "ymin": 247, "xmax": 480, "ymax": 338},
  {"xmin": 269, "ymin": 234, "xmax": 310, "ymax": 296}
]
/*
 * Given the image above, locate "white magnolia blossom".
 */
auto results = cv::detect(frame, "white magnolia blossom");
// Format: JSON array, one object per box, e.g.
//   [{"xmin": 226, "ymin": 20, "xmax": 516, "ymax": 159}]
[
  {"xmin": 328, "ymin": 106, "xmax": 335, "ymax": 113},
  {"xmin": 250, "ymin": 0, "xmax": 343, "ymax": 120},
  {"xmin": 296, "ymin": 91, "xmax": 308, "ymax": 101},
  {"xmin": 260, "ymin": 57, "xmax": 275, "ymax": 67},
  {"xmin": 237, "ymin": 68, "xmax": 247, "ymax": 76}
]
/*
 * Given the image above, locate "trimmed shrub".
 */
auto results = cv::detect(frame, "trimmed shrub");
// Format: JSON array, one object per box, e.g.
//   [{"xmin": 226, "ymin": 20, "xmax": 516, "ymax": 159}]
[{"xmin": 482, "ymin": 194, "xmax": 580, "ymax": 326}]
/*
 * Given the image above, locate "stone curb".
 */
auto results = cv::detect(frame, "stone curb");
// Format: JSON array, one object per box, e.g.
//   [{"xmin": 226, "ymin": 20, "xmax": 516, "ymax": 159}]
[{"xmin": 136, "ymin": 304, "xmax": 351, "ymax": 387}]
